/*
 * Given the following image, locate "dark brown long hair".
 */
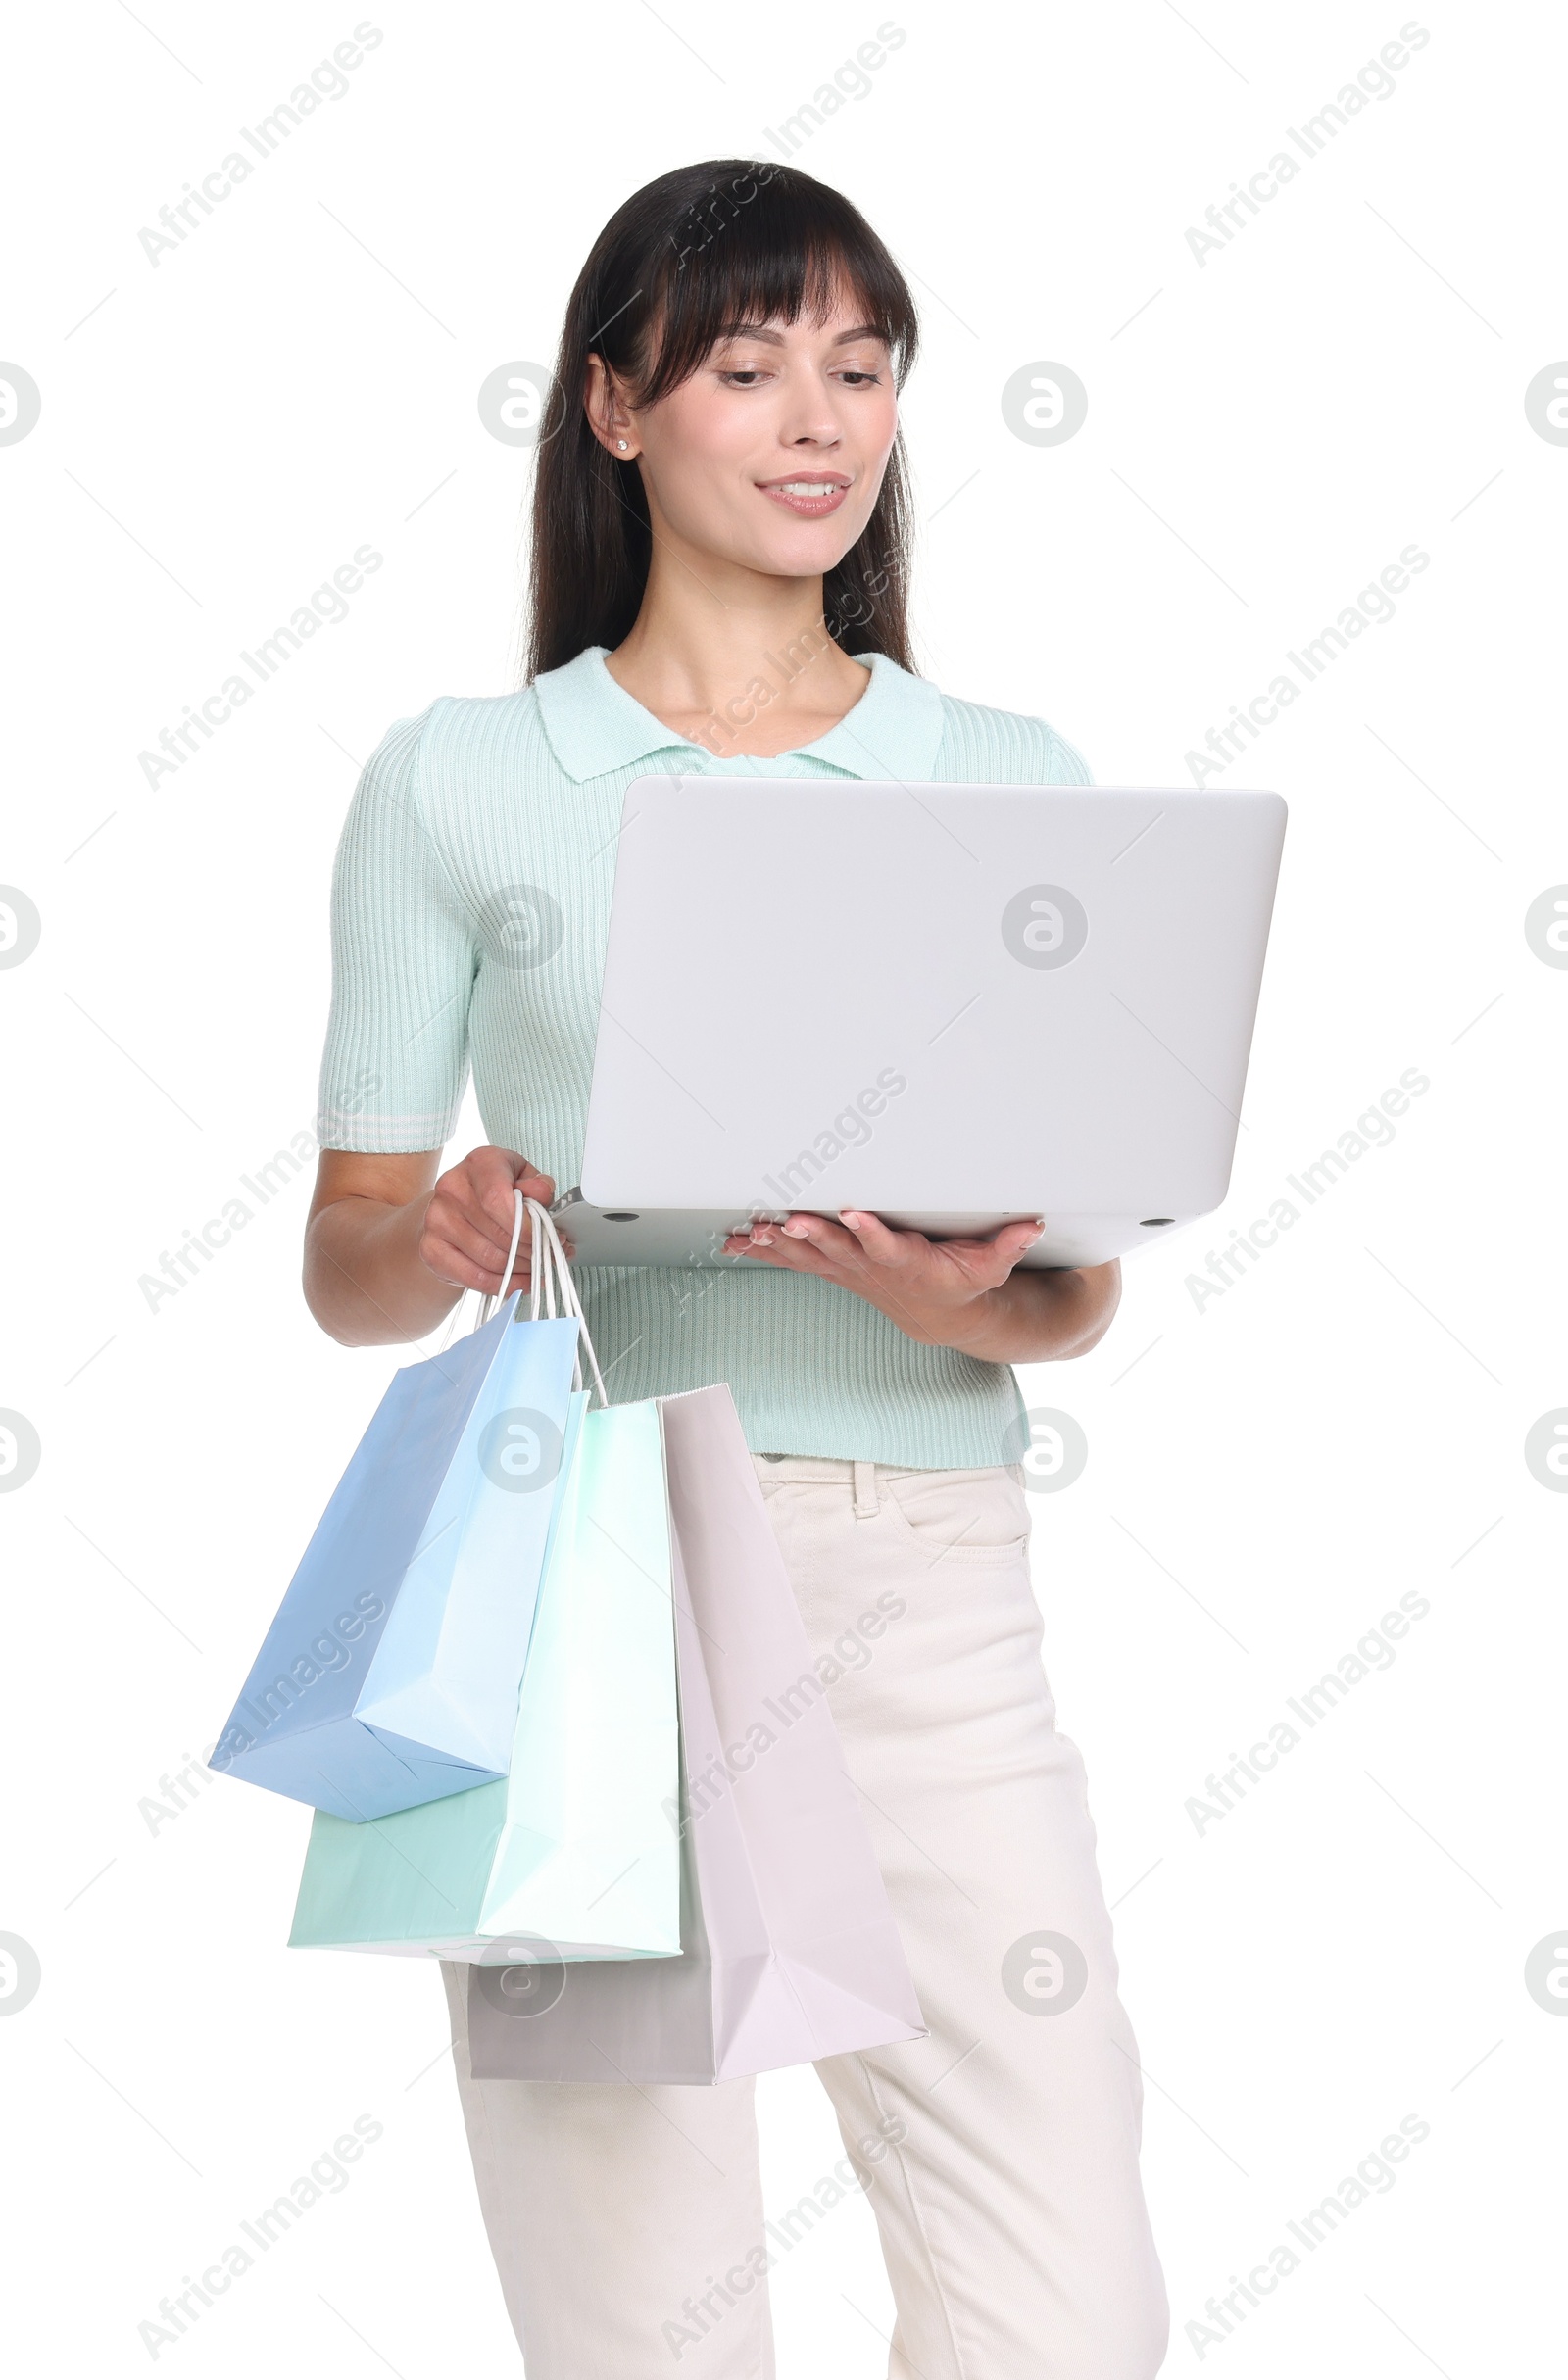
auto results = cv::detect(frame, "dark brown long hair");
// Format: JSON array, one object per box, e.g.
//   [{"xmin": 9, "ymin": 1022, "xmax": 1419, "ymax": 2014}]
[{"xmin": 523, "ymin": 160, "xmax": 921, "ymax": 683}]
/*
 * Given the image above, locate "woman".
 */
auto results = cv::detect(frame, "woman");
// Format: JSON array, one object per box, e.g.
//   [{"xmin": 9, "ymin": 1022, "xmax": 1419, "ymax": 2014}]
[{"xmin": 304, "ymin": 159, "xmax": 1168, "ymax": 2380}]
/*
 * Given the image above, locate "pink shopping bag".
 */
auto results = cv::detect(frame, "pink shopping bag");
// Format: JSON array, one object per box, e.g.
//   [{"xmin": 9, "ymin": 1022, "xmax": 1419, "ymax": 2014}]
[{"xmin": 465, "ymin": 1382, "xmax": 926, "ymax": 2082}]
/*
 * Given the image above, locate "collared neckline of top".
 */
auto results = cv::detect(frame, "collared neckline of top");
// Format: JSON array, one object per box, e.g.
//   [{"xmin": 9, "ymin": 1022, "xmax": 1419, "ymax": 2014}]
[{"xmin": 530, "ymin": 643, "xmax": 947, "ymax": 785}]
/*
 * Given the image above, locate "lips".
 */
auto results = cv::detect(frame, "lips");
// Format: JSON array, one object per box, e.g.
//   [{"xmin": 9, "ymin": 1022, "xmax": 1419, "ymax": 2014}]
[{"xmin": 757, "ymin": 474, "xmax": 851, "ymax": 517}]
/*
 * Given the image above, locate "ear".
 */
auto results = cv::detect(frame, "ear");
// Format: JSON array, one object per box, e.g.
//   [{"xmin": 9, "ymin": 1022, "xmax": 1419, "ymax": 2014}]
[{"xmin": 584, "ymin": 352, "xmax": 640, "ymax": 459}]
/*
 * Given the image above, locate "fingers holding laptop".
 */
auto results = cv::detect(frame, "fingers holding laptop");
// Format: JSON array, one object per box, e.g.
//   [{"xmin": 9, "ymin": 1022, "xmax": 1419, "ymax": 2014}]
[
  {"xmin": 724, "ymin": 1209, "xmax": 1120, "ymax": 1361},
  {"xmin": 721, "ymin": 1207, "xmax": 1048, "ymax": 1345}
]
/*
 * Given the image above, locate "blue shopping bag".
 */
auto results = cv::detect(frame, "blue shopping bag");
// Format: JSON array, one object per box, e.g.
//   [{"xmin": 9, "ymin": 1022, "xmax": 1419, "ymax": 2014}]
[
  {"xmin": 288, "ymin": 1392, "xmax": 681, "ymax": 1960},
  {"xmin": 214, "ymin": 1197, "xmax": 586, "ymax": 1821}
]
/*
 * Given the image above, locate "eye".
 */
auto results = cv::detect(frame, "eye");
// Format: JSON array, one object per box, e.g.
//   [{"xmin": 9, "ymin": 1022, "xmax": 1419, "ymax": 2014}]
[
  {"xmin": 837, "ymin": 368, "xmax": 884, "ymax": 386},
  {"xmin": 717, "ymin": 368, "xmax": 769, "ymax": 387}
]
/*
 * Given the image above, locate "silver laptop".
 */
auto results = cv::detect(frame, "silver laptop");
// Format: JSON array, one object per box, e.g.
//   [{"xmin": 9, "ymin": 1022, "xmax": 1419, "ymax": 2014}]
[{"xmin": 554, "ymin": 776, "xmax": 1286, "ymax": 1270}]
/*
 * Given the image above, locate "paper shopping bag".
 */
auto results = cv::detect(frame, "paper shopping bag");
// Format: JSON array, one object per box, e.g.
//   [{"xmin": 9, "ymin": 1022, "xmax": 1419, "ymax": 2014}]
[
  {"xmin": 286, "ymin": 1394, "xmax": 681, "ymax": 1959},
  {"xmin": 466, "ymin": 1383, "xmax": 926, "ymax": 2082},
  {"xmin": 213, "ymin": 1295, "xmax": 583, "ymax": 1820}
]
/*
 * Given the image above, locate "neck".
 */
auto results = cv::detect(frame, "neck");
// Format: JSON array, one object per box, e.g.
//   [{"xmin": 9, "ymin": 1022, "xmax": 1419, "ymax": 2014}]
[{"xmin": 604, "ymin": 533, "xmax": 871, "ymax": 760}]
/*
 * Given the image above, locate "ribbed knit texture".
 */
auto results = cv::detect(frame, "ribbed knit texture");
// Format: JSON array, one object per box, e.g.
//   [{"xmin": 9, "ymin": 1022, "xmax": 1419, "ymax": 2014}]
[{"xmin": 318, "ymin": 647, "xmax": 1093, "ymax": 1467}]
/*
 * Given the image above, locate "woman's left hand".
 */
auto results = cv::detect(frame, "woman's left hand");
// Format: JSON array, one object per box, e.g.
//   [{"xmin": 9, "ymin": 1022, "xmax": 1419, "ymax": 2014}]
[
  {"xmin": 721, "ymin": 1206, "xmax": 1040, "ymax": 1339},
  {"xmin": 722, "ymin": 1207, "xmax": 1119, "ymax": 1363}
]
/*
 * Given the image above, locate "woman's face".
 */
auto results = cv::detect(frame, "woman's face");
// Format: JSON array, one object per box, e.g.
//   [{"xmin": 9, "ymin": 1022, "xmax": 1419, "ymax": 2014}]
[{"xmin": 592, "ymin": 291, "xmax": 899, "ymax": 580}]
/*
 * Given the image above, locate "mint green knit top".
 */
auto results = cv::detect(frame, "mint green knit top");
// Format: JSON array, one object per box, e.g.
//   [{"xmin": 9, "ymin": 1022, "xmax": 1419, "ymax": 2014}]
[{"xmin": 317, "ymin": 645, "xmax": 1092, "ymax": 1468}]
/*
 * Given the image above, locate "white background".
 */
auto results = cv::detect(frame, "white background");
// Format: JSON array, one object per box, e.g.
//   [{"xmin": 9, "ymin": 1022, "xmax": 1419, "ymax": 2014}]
[{"xmin": 2, "ymin": 1, "xmax": 1564, "ymax": 2371}]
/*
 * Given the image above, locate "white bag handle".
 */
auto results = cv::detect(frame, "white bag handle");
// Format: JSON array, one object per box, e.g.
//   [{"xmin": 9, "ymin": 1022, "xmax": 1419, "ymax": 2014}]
[
  {"xmin": 529, "ymin": 1196, "xmax": 610, "ymax": 1411},
  {"xmin": 475, "ymin": 1187, "xmax": 529, "ymax": 1330},
  {"xmin": 475, "ymin": 1188, "xmax": 608, "ymax": 1409}
]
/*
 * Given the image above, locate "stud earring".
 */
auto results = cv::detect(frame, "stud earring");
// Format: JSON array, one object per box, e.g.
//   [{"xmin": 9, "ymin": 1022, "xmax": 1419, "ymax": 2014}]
[{"xmin": 617, "ymin": 438, "xmax": 628, "ymax": 450}]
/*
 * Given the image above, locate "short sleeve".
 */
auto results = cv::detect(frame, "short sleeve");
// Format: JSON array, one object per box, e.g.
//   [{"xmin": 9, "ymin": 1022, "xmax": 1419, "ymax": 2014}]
[
  {"xmin": 1039, "ymin": 722, "xmax": 1093, "ymax": 786},
  {"xmin": 315, "ymin": 708, "xmax": 475, "ymax": 1152},
  {"xmin": 932, "ymin": 693, "xmax": 1094, "ymax": 789}
]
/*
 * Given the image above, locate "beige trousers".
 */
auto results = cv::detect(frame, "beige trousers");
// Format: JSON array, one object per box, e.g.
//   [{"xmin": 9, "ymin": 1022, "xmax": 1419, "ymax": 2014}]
[{"xmin": 442, "ymin": 1455, "xmax": 1168, "ymax": 2378}]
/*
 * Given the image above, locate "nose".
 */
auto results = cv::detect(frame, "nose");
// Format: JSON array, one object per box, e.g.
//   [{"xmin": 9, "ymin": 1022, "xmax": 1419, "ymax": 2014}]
[{"xmin": 778, "ymin": 384, "xmax": 843, "ymax": 451}]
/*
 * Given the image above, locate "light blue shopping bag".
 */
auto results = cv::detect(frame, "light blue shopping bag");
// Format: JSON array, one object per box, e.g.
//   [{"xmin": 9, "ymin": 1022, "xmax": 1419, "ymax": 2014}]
[
  {"xmin": 288, "ymin": 1390, "xmax": 681, "ymax": 1959},
  {"xmin": 214, "ymin": 1197, "xmax": 585, "ymax": 1821}
]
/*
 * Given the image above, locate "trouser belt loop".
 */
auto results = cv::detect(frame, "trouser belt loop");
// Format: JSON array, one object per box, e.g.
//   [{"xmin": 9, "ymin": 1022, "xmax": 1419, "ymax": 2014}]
[{"xmin": 852, "ymin": 1459, "xmax": 880, "ymax": 1519}]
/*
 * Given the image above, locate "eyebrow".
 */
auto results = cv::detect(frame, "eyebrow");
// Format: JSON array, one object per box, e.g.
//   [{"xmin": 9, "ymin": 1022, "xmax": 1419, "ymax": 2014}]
[{"xmin": 710, "ymin": 321, "xmax": 887, "ymax": 348}]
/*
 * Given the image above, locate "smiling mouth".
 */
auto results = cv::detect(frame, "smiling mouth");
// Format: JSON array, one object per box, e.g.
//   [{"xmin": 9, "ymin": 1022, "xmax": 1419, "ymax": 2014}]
[{"xmin": 757, "ymin": 477, "xmax": 851, "ymax": 515}]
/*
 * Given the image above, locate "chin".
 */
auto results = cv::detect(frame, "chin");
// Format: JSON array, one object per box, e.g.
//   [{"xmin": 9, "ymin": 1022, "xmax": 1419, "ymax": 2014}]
[{"xmin": 739, "ymin": 519, "xmax": 872, "ymax": 583}]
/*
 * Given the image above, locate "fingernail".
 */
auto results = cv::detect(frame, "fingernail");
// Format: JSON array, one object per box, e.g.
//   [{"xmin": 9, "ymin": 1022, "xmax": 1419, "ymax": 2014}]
[
  {"xmin": 782, "ymin": 1220, "xmax": 810, "ymax": 1237},
  {"xmin": 839, "ymin": 1210, "xmax": 863, "ymax": 1227}
]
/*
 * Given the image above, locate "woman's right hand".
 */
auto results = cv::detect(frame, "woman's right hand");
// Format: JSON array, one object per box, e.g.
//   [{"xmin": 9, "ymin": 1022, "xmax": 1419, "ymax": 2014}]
[
  {"xmin": 418, "ymin": 1145, "xmax": 561, "ymax": 1298},
  {"xmin": 305, "ymin": 1144, "xmax": 560, "ymax": 1346}
]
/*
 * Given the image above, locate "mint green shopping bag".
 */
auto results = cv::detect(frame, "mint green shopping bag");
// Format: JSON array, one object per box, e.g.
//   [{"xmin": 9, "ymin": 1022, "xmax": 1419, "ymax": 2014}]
[{"xmin": 288, "ymin": 1208, "xmax": 681, "ymax": 1962}]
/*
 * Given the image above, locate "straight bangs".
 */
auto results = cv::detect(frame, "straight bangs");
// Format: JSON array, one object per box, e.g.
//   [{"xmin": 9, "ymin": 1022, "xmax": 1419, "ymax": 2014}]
[{"xmin": 619, "ymin": 169, "xmax": 919, "ymax": 408}]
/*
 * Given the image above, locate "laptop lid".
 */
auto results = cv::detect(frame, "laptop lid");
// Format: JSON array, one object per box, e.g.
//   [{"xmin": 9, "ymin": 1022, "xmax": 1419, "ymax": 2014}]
[{"xmin": 578, "ymin": 776, "xmax": 1286, "ymax": 1242}]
